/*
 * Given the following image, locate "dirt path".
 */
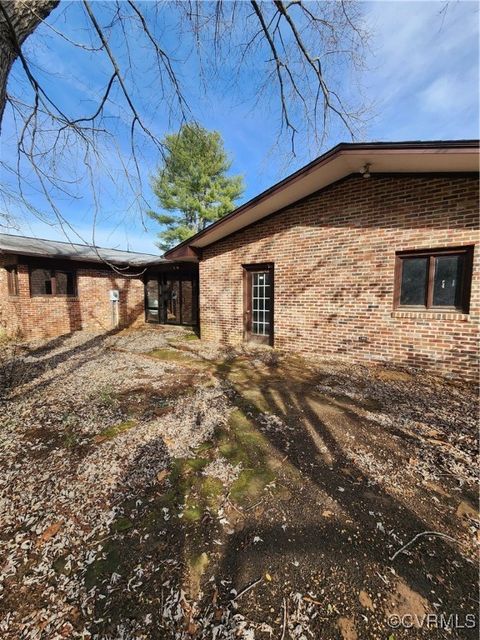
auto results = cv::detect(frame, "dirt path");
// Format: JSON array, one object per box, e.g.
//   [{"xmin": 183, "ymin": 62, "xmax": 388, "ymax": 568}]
[{"xmin": 0, "ymin": 327, "xmax": 478, "ymax": 639}]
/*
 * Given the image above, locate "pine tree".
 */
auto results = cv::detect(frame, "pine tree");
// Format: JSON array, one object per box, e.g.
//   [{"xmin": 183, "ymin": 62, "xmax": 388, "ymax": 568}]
[{"xmin": 148, "ymin": 124, "xmax": 244, "ymax": 251}]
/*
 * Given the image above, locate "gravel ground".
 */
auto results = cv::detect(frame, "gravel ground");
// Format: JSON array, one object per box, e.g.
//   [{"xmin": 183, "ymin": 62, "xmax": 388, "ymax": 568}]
[
  {"xmin": 0, "ymin": 327, "xmax": 229, "ymax": 639},
  {"xmin": 0, "ymin": 327, "xmax": 478, "ymax": 640}
]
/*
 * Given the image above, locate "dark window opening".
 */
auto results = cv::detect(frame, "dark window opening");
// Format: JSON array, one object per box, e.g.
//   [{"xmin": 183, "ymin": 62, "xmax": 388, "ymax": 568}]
[
  {"xmin": 55, "ymin": 270, "xmax": 76, "ymax": 296},
  {"xmin": 395, "ymin": 246, "xmax": 473, "ymax": 313},
  {"xmin": 399, "ymin": 257, "xmax": 428, "ymax": 306},
  {"xmin": 31, "ymin": 268, "xmax": 52, "ymax": 295},
  {"xmin": 30, "ymin": 267, "xmax": 76, "ymax": 297},
  {"xmin": 6, "ymin": 265, "xmax": 19, "ymax": 296},
  {"xmin": 432, "ymin": 255, "xmax": 464, "ymax": 307}
]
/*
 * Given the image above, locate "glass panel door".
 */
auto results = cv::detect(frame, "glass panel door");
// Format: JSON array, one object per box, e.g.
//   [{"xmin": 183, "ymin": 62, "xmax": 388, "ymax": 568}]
[
  {"xmin": 244, "ymin": 265, "xmax": 273, "ymax": 345},
  {"xmin": 147, "ymin": 269, "xmax": 198, "ymax": 326},
  {"xmin": 252, "ymin": 271, "xmax": 271, "ymax": 336}
]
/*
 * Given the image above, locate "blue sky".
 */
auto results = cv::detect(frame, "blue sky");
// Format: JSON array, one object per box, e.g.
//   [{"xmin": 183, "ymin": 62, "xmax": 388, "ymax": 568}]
[{"xmin": 0, "ymin": 0, "xmax": 478, "ymax": 254}]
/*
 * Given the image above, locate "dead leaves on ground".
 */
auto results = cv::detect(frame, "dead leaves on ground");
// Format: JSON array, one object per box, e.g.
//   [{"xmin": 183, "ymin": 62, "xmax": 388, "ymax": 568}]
[{"xmin": 36, "ymin": 522, "xmax": 62, "ymax": 547}]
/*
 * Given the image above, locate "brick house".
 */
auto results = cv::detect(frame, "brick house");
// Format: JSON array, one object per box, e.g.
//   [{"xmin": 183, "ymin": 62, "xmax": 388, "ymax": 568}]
[
  {"xmin": 0, "ymin": 235, "xmax": 198, "ymax": 340},
  {"xmin": 165, "ymin": 140, "xmax": 479, "ymax": 380},
  {"xmin": 1, "ymin": 140, "xmax": 478, "ymax": 379}
]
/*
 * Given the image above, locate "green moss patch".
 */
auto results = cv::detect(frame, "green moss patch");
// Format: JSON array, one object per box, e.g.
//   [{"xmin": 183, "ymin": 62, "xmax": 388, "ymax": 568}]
[
  {"xmin": 188, "ymin": 551, "xmax": 209, "ymax": 598},
  {"xmin": 199, "ymin": 476, "xmax": 224, "ymax": 510},
  {"xmin": 185, "ymin": 457, "xmax": 209, "ymax": 472},
  {"xmin": 183, "ymin": 505, "xmax": 202, "ymax": 522},
  {"xmin": 222, "ymin": 408, "xmax": 270, "ymax": 463},
  {"xmin": 215, "ymin": 408, "xmax": 279, "ymax": 505},
  {"xmin": 149, "ymin": 348, "xmax": 196, "ymax": 362},
  {"xmin": 176, "ymin": 458, "xmax": 225, "ymax": 519},
  {"xmin": 230, "ymin": 467, "xmax": 276, "ymax": 504},
  {"xmin": 194, "ymin": 440, "xmax": 215, "ymax": 455},
  {"xmin": 84, "ymin": 541, "xmax": 122, "ymax": 589},
  {"xmin": 94, "ymin": 419, "xmax": 137, "ymax": 442},
  {"xmin": 113, "ymin": 516, "xmax": 134, "ymax": 532},
  {"xmin": 148, "ymin": 348, "xmax": 214, "ymax": 372}
]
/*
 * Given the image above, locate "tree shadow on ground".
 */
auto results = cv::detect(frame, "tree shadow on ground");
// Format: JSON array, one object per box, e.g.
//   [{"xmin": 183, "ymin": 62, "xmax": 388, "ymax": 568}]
[
  {"xmin": 85, "ymin": 435, "xmax": 227, "ymax": 638},
  {"xmin": 81, "ymin": 347, "xmax": 477, "ymax": 639},
  {"xmin": 2, "ymin": 327, "xmax": 131, "ymax": 400},
  {"xmin": 211, "ymin": 355, "xmax": 478, "ymax": 639}
]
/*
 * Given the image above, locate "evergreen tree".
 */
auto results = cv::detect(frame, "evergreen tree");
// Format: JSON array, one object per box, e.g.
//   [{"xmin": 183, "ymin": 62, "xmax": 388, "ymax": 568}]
[{"xmin": 148, "ymin": 124, "xmax": 244, "ymax": 251}]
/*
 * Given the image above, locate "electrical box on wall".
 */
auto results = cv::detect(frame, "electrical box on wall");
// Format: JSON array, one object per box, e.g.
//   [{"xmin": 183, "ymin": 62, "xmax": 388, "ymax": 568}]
[{"xmin": 109, "ymin": 289, "xmax": 120, "ymax": 302}]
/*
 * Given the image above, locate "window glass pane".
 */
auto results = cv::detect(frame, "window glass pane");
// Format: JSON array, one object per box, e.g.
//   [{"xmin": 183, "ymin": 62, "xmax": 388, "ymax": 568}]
[
  {"xmin": 31, "ymin": 268, "xmax": 52, "ymax": 295},
  {"xmin": 433, "ymin": 255, "xmax": 463, "ymax": 307},
  {"xmin": 56, "ymin": 271, "xmax": 75, "ymax": 295},
  {"xmin": 400, "ymin": 257, "xmax": 428, "ymax": 306}
]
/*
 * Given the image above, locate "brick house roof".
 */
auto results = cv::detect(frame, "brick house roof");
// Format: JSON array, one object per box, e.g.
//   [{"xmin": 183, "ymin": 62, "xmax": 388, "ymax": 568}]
[
  {"xmin": 0, "ymin": 233, "xmax": 168, "ymax": 267},
  {"xmin": 164, "ymin": 139, "xmax": 479, "ymax": 260}
]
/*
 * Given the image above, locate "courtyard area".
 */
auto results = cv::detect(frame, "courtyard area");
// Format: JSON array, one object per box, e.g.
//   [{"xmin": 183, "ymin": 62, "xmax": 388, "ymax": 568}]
[{"xmin": 0, "ymin": 326, "xmax": 478, "ymax": 639}]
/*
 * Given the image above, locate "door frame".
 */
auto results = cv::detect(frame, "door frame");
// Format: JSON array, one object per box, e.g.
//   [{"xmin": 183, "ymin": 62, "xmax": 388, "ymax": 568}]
[
  {"xmin": 242, "ymin": 263, "xmax": 274, "ymax": 346},
  {"xmin": 144, "ymin": 265, "xmax": 199, "ymax": 327},
  {"xmin": 159, "ymin": 273, "xmax": 199, "ymax": 326}
]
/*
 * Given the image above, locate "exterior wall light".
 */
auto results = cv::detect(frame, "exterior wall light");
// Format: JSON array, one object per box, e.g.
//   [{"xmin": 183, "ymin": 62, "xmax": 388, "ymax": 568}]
[{"xmin": 360, "ymin": 162, "xmax": 371, "ymax": 178}]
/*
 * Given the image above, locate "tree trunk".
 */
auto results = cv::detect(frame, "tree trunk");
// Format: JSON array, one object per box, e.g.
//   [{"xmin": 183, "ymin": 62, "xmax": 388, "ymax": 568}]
[{"xmin": 0, "ymin": 0, "xmax": 59, "ymax": 130}]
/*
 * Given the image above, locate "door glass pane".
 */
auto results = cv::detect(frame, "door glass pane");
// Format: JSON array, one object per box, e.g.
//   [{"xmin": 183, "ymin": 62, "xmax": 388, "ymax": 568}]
[
  {"xmin": 146, "ymin": 308, "xmax": 159, "ymax": 322},
  {"xmin": 433, "ymin": 254, "xmax": 463, "ymax": 307},
  {"xmin": 400, "ymin": 257, "xmax": 428, "ymax": 306},
  {"xmin": 165, "ymin": 279, "xmax": 180, "ymax": 323},
  {"xmin": 252, "ymin": 271, "xmax": 271, "ymax": 336},
  {"xmin": 146, "ymin": 279, "xmax": 159, "ymax": 308},
  {"xmin": 145, "ymin": 279, "xmax": 159, "ymax": 323}
]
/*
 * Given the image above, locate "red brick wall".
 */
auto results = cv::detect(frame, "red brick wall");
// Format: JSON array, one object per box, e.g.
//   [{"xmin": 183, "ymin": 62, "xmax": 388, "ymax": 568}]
[
  {"xmin": 199, "ymin": 174, "xmax": 479, "ymax": 380},
  {"xmin": 0, "ymin": 259, "xmax": 146, "ymax": 340}
]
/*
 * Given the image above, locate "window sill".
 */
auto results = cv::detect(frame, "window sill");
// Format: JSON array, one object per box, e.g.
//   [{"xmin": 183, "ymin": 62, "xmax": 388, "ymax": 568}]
[
  {"xmin": 30, "ymin": 295, "xmax": 79, "ymax": 300},
  {"xmin": 391, "ymin": 310, "xmax": 469, "ymax": 321}
]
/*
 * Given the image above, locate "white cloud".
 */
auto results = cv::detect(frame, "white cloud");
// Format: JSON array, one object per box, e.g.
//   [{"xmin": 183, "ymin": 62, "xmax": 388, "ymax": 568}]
[
  {"xmin": 420, "ymin": 71, "xmax": 477, "ymax": 113},
  {"xmin": 364, "ymin": 0, "xmax": 479, "ymax": 138}
]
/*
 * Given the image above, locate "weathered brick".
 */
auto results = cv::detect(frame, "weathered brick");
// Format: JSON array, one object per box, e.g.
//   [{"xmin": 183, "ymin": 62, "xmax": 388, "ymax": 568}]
[{"xmin": 0, "ymin": 261, "xmax": 145, "ymax": 340}]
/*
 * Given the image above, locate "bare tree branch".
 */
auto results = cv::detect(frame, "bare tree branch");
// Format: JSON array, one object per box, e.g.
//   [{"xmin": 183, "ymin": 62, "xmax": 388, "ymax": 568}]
[{"xmin": 0, "ymin": 0, "xmax": 370, "ymax": 265}]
